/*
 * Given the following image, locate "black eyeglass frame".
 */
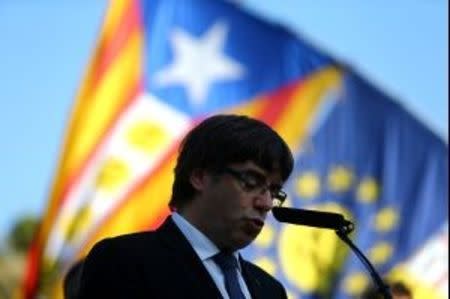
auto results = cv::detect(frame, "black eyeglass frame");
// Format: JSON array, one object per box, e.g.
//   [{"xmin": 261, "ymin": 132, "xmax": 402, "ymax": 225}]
[{"xmin": 221, "ymin": 167, "xmax": 287, "ymax": 206}]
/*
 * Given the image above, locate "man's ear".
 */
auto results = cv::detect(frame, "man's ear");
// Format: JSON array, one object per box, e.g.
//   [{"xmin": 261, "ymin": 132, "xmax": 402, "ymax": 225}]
[{"xmin": 189, "ymin": 169, "xmax": 208, "ymax": 191}]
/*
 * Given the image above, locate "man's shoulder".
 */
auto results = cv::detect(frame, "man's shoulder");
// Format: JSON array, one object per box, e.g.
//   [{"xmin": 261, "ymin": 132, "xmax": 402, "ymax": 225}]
[
  {"xmin": 87, "ymin": 217, "xmax": 181, "ymax": 259},
  {"xmin": 79, "ymin": 230, "xmax": 173, "ymax": 297},
  {"xmin": 102, "ymin": 230, "xmax": 157, "ymax": 244},
  {"xmin": 241, "ymin": 259, "xmax": 287, "ymax": 298},
  {"xmin": 242, "ymin": 259, "xmax": 284, "ymax": 288},
  {"xmin": 89, "ymin": 230, "xmax": 160, "ymax": 257}
]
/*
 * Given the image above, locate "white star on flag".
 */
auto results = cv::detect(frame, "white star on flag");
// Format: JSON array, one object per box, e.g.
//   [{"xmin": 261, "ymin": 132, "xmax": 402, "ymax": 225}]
[{"xmin": 153, "ymin": 21, "xmax": 245, "ymax": 106}]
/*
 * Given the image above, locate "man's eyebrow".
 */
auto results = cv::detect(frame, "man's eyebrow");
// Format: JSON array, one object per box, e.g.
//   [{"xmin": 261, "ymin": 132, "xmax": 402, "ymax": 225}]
[
  {"xmin": 242, "ymin": 169, "xmax": 267, "ymax": 178},
  {"xmin": 269, "ymin": 183, "xmax": 282, "ymax": 190},
  {"xmin": 243, "ymin": 169, "xmax": 283, "ymax": 186}
]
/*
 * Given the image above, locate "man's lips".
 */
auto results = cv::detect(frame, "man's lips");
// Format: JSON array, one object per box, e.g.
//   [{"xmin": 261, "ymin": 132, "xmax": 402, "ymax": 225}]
[
  {"xmin": 245, "ymin": 217, "xmax": 264, "ymax": 230},
  {"xmin": 251, "ymin": 218, "xmax": 264, "ymax": 227}
]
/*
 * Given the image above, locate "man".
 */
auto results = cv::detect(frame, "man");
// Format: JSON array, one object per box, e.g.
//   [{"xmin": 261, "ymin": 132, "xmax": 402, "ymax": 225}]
[{"xmin": 79, "ymin": 114, "xmax": 294, "ymax": 298}]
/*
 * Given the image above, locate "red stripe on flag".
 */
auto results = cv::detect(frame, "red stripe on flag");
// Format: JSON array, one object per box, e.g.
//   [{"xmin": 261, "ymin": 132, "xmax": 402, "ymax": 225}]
[
  {"xmin": 21, "ymin": 81, "xmax": 143, "ymax": 299},
  {"xmin": 61, "ymin": 83, "xmax": 141, "ymax": 209},
  {"xmin": 92, "ymin": 0, "xmax": 142, "ymax": 88},
  {"xmin": 20, "ymin": 238, "xmax": 40, "ymax": 299},
  {"xmin": 58, "ymin": 81, "xmax": 143, "ymax": 209},
  {"xmin": 257, "ymin": 80, "xmax": 303, "ymax": 126}
]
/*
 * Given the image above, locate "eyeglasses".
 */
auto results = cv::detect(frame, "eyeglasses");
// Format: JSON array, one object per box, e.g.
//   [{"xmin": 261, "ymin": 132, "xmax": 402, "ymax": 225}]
[{"xmin": 222, "ymin": 167, "xmax": 287, "ymax": 207}]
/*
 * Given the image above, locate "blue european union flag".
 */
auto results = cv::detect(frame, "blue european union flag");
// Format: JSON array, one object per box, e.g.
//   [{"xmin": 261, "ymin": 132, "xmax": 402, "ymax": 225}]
[
  {"xmin": 279, "ymin": 71, "xmax": 448, "ymax": 298},
  {"xmin": 243, "ymin": 69, "xmax": 448, "ymax": 298}
]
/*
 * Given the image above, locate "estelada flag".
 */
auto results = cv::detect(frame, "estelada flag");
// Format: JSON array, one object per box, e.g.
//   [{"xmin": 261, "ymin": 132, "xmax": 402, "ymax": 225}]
[{"xmin": 19, "ymin": 1, "xmax": 448, "ymax": 298}]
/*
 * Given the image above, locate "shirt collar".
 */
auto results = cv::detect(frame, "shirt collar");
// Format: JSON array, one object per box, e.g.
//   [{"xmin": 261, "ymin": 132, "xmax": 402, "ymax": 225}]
[{"xmin": 171, "ymin": 212, "xmax": 241, "ymax": 269}]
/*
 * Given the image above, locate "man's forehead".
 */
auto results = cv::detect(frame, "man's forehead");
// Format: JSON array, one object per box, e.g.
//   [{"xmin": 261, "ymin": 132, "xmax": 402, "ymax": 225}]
[{"xmin": 230, "ymin": 161, "xmax": 282, "ymax": 181}]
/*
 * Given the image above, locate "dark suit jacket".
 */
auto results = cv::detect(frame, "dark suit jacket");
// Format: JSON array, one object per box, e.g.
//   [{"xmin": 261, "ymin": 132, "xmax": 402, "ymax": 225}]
[{"xmin": 79, "ymin": 216, "xmax": 287, "ymax": 299}]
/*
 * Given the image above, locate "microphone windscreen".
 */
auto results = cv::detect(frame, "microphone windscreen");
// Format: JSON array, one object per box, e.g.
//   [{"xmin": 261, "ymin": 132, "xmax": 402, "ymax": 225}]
[{"xmin": 272, "ymin": 207, "xmax": 346, "ymax": 230}]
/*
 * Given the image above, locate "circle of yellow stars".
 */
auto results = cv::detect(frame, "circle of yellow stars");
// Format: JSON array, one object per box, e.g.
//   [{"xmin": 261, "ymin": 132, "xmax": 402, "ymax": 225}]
[
  {"xmin": 249, "ymin": 165, "xmax": 402, "ymax": 297},
  {"xmin": 328, "ymin": 166, "xmax": 354, "ymax": 192}
]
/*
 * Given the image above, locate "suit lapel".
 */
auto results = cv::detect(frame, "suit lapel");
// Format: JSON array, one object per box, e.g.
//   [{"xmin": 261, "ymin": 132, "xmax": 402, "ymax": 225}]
[
  {"xmin": 240, "ymin": 257, "xmax": 263, "ymax": 299},
  {"xmin": 156, "ymin": 217, "xmax": 223, "ymax": 299}
]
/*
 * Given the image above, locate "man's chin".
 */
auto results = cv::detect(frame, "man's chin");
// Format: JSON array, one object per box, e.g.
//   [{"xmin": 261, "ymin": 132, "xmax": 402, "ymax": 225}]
[{"xmin": 232, "ymin": 230, "xmax": 261, "ymax": 250}]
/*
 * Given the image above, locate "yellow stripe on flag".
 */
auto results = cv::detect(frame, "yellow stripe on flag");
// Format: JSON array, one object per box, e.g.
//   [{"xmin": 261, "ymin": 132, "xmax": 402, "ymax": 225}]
[
  {"xmin": 42, "ymin": 1, "xmax": 143, "ymax": 242},
  {"xmin": 79, "ymin": 150, "xmax": 178, "ymax": 258},
  {"xmin": 275, "ymin": 66, "xmax": 342, "ymax": 151},
  {"xmin": 20, "ymin": 1, "xmax": 144, "ymax": 298}
]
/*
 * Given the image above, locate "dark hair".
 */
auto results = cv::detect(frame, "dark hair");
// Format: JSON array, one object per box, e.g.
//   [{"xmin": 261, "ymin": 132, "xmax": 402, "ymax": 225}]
[{"xmin": 169, "ymin": 114, "xmax": 294, "ymax": 210}]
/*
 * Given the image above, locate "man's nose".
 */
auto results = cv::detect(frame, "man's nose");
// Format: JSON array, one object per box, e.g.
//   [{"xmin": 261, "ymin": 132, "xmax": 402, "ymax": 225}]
[{"xmin": 254, "ymin": 188, "xmax": 273, "ymax": 211}]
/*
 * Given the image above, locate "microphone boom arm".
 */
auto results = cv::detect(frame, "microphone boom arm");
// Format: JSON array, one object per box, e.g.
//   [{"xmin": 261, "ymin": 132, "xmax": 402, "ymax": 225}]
[
  {"xmin": 271, "ymin": 207, "xmax": 392, "ymax": 298},
  {"xmin": 334, "ymin": 226, "xmax": 392, "ymax": 299}
]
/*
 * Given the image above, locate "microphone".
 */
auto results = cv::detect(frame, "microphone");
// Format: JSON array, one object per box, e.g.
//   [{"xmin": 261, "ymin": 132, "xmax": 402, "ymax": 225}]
[
  {"xmin": 272, "ymin": 207, "xmax": 392, "ymax": 297},
  {"xmin": 272, "ymin": 207, "xmax": 354, "ymax": 232}
]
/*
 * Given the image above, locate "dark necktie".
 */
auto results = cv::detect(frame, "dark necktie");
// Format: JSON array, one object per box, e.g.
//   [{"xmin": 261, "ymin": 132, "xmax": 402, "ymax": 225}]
[{"xmin": 213, "ymin": 252, "xmax": 246, "ymax": 299}]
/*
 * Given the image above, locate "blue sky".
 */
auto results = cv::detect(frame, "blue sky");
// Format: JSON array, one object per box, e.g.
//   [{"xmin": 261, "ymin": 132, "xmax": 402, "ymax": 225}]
[{"xmin": 0, "ymin": 0, "xmax": 447, "ymax": 240}]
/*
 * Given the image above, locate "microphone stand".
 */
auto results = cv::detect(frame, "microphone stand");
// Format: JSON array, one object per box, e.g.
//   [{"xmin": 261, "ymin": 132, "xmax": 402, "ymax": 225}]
[{"xmin": 334, "ymin": 222, "xmax": 392, "ymax": 299}]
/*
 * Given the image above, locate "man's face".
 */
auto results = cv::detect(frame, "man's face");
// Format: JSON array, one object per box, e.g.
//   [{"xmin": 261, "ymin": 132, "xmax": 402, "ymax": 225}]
[{"xmin": 190, "ymin": 161, "xmax": 283, "ymax": 251}]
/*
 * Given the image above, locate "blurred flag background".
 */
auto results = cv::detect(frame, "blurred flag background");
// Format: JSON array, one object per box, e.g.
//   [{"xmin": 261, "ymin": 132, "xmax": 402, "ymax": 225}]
[{"xmin": 0, "ymin": 1, "xmax": 447, "ymax": 299}]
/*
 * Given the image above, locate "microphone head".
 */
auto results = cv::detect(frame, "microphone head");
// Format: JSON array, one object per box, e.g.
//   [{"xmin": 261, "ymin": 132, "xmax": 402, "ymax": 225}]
[{"xmin": 272, "ymin": 207, "xmax": 354, "ymax": 233}]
